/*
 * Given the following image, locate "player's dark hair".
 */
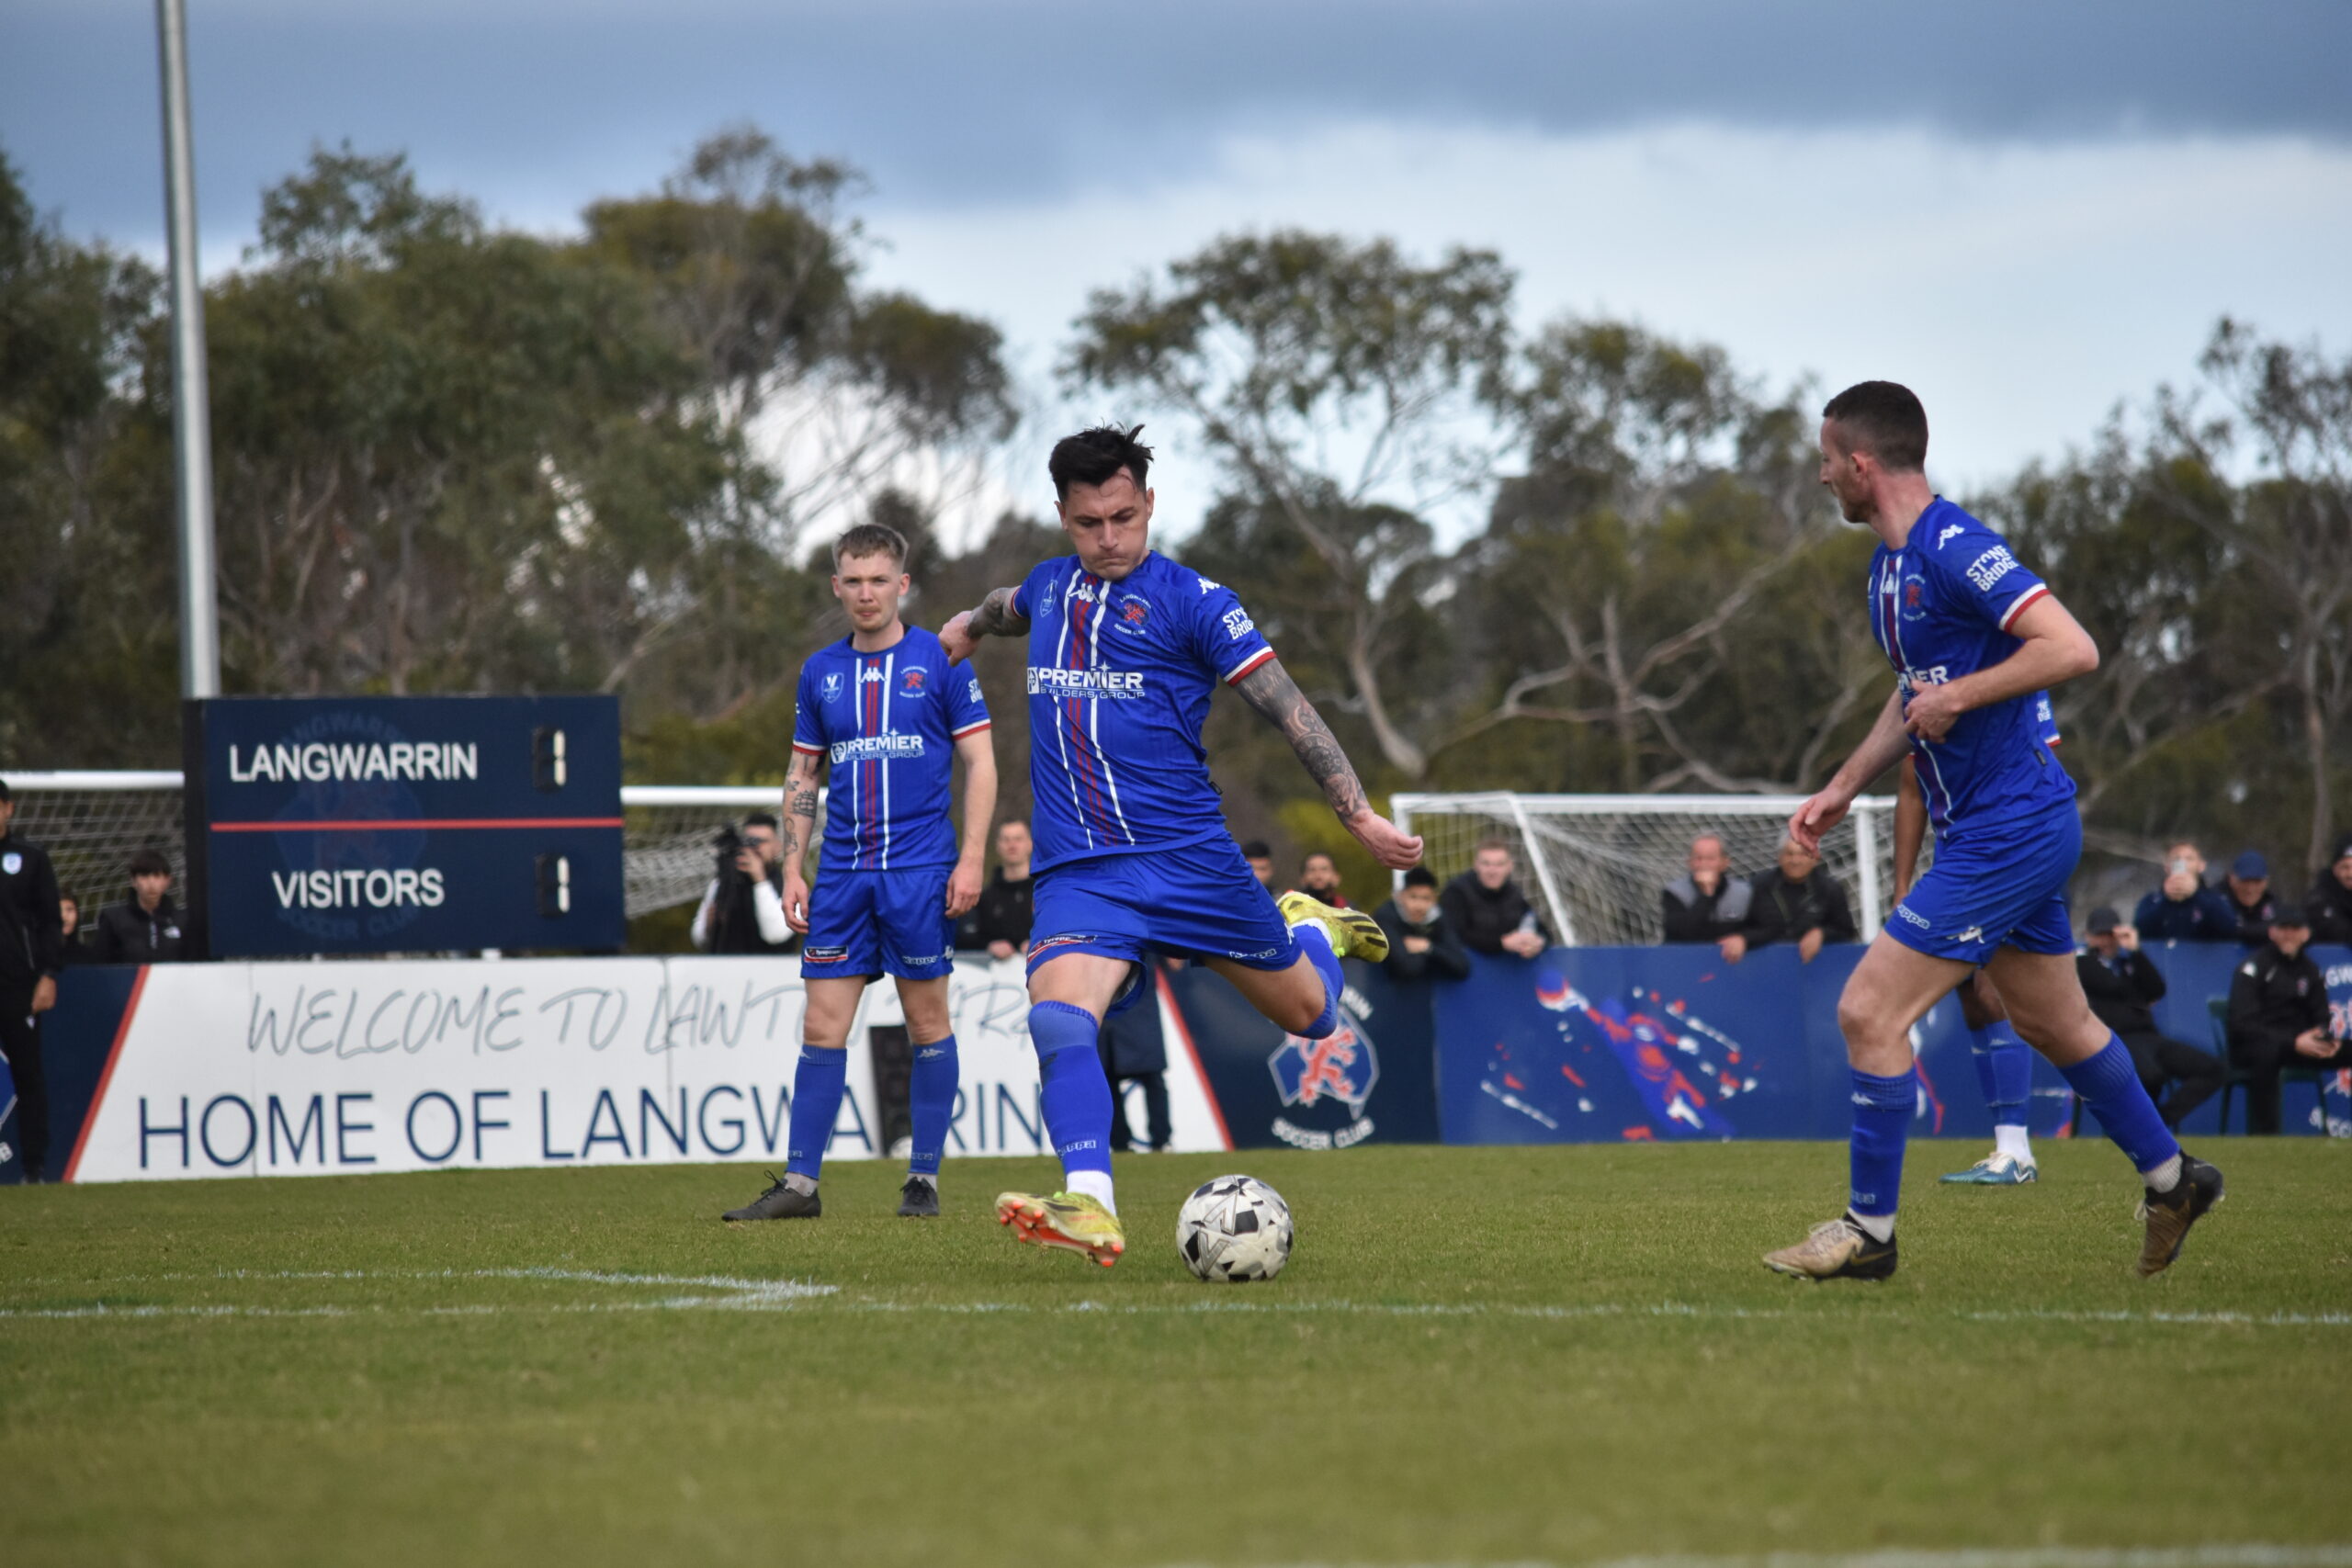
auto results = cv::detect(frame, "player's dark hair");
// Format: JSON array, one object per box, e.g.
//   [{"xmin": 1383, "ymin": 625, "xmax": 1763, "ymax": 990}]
[
  {"xmin": 1303, "ymin": 852, "xmax": 1335, "ymax": 870},
  {"xmin": 1822, "ymin": 381, "xmax": 1928, "ymax": 472},
  {"xmin": 1474, "ymin": 837, "xmax": 1513, "ymax": 857},
  {"xmin": 60, "ymin": 888, "xmax": 79, "ymax": 908},
  {"xmin": 0, "ymin": 776, "xmax": 12, "ymax": 801},
  {"xmin": 833, "ymin": 522, "xmax": 909, "ymax": 569},
  {"xmin": 128, "ymin": 848, "xmax": 172, "ymax": 879},
  {"xmin": 1239, "ymin": 840, "xmax": 1272, "ymax": 860},
  {"xmin": 1402, "ymin": 866, "xmax": 1438, "ymax": 889},
  {"xmin": 742, "ymin": 811, "xmax": 780, "ymax": 832},
  {"xmin": 1048, "ymin": 423, "xmax": 1152, "ymax": 501}
]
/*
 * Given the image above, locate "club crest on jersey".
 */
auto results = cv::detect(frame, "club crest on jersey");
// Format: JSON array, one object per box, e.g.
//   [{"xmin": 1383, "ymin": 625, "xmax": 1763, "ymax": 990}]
[
  {"xmin": 900, "ymin": 667, "xmax": 927, "ymax": 694},
  {"xmin": 1114, "ymin": 594, "xmax": 1151, "ymax": 635},
  {"xmin": 821, "ymin": 672, "xmax": 844, "ymax": 703},
  {"xmin": 0, "ymin": 852, "xmax": 18, "ymax": 875},
  {"xmin": 1900, "ymin": 573, "xmax": 1928, "ymax": 622}
]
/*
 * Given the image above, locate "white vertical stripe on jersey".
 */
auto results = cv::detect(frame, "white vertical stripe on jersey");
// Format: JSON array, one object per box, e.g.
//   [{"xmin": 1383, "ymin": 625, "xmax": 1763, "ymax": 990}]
[
  {"xmin": 878, "ymin": 651, "xmax": 896, "ymax": 871},
  {"xmin": 849, "ymin": 654, "xmax": 865, "ymax": 871},
  {"xmin": 1085, "ymin": 580, "xmax": 1135, "ymax": 845},
  {"xmin": 1054, "ymin": 572, "xmax": 1096, "ymax": 850}
]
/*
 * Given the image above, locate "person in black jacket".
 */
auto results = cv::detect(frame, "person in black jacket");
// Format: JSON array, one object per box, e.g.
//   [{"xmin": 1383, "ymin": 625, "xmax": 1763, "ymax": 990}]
[
  {"xmin": 2219, "ymin": 851, "xmax": 2279, "ymax": 946},
  {"xmin": 1374, "ymin": 867, "xmax": 1471, "ymax": 982},
  {"xmin": 1660, "ymin": 832, "xmax": 1750, "ymax": 961},
  {"xmin": 2227, "ymin": 906, "xmax": 2349, "ymax": 1134},
  {"xmin": 0, "ymin": 779, "xmax": 65, "ymax": 1181},
  {"xmin": 90, "ymin": 849, "xmax": 189, "ymax": 964},
  {"xmin": 1742, "ymin": 839, "xmax": 1858, "ymax": 963},
  {"xmin": 2308, "ymin": 835, "xmax": 2352, "ymax": 948},
  {"xmin": 2076, "ymin": 907, "xmax": 2223, "ymax": 1129},
  {"xmin": 1440, "ymin": 841, "xmax": 1549, "ymax": 958},
  {"xmin": 956, "ymin": 819, "xmax": 1035, "ymax": 958},
  {"xmin": 56, "ymin": 892, "xmax": 91, "ymax": 967}
]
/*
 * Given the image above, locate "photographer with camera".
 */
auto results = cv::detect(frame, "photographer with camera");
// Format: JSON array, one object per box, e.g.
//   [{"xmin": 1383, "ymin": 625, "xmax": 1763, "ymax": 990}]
[{"xmin": 690, "ymin": 813, "xmax": 795, "ymax": 954}]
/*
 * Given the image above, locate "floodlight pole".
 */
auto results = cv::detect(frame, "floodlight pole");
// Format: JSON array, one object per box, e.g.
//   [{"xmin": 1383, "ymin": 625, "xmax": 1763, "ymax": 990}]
[{"xmin": 157, "ymin": 0, "xmax": 220, "ymax": 699}]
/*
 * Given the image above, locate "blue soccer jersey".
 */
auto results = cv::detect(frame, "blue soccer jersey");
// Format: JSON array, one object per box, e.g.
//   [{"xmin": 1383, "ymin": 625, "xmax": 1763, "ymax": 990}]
[
  {"xmin": 1868, "ymin": 498, "xmax": 2077, "ymax": 834},
  {"xmin": 792, "ymin": 626, "xmax": 989, "ymax": 870},
  {"xmin": 1012, "ymin": 550, "xmax": 1276, "ymax": 873}
]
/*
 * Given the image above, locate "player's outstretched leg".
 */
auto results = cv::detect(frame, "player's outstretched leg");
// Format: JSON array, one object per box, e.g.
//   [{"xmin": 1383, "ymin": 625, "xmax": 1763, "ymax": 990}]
[
  {"xmin": 1984, "ymin": 948, "xmax": 2224, "ymax": 1277},
  {"xmin": 1765, "ymin": 936, "xmax": 1964, "ymax": 1281},
  {"xmin": 724, "ymin": 977, "xmax": 864, "ymax": 1222},
  {"xmin": 995, "ymin": 957, "xmax": 1127, "ymax": 1267}
]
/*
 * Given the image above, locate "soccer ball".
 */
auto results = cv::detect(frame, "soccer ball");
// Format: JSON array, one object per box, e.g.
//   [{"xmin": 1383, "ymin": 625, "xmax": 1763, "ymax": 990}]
[{"xmin": 1176, "ymin": 1175, "xmax": 1293, "ymax": 1282}]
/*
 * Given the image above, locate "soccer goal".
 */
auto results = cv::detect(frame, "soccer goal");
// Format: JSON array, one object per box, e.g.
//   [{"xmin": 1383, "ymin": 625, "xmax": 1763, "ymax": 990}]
[
  {"xmin": 3, "ymin": 773, "xmax": 791, "ymax": 919},
  {"xmin": 1390, "ymin": 792, "xmax": 1905, "ymax": 947}
]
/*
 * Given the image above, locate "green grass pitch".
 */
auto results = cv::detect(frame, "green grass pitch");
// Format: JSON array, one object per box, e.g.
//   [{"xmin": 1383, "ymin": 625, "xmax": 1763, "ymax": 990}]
[{"xmin": 4, "ymin": 1141, "xmax": 2348, "ymax": 1567}]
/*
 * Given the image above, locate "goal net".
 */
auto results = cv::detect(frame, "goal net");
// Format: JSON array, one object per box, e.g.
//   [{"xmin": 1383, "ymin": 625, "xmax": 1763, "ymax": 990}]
[
  {"xmin": 5, "ymin": 774, "xmax": 790, "ymax": 921},
  {"xmin": 1390, "ymin": 792, "xmax": 1906, "ymax": 947}
]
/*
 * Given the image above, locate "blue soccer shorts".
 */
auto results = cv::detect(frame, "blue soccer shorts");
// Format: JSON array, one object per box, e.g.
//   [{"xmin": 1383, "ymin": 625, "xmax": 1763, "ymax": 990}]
[
  {"xmin": 800, "ymin": 866, "xmax": 956, "ymax": 981},
  {"xmin": 1027, "ymin": 838, "xmax": 1301, "ymax": 1009},
  {"xmin": 1886, "ymin": 803, "xmax": 2080, "ymax": 965}
]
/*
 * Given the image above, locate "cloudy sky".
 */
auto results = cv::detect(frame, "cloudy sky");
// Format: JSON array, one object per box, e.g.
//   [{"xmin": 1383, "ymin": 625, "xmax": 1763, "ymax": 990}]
[{"xmin": 7, "ymin": 0, "xmax": 2350, "ymax": 532}]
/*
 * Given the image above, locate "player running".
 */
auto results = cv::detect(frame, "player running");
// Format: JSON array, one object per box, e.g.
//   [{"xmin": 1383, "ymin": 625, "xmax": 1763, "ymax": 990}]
[
  {"xmin": 723, "ymin": 522, "xmax": 996, "ymax": 1223},
  {"xmin": 1764, "ymin": 381, "xmax": 2222, "ymax": 1281},
  {"xmin": 938, "ymin": 424, "xmax": 1421, "ymax": 1267},
  {"xmin": 1894, "ymin": 754, "xmax": 2044, "ymax": 1185}
]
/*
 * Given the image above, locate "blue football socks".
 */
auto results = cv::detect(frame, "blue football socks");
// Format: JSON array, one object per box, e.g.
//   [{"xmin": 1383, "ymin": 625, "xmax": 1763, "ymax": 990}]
[
  {"xmin": 1290, "ymin": 920, "xmax": 1344, "ymax": 1040},
  {"xmin": 1849, "ymin": 1067, "xmax": 1917, "ymax": 1237},
  {"xmin": 2060, "ymin": 1033, "xmax": 2181, "ymax": 1177},
  {"xmin": 1970, "ymin": 1024, "xmax": 2032, "ymax": 1128},
  {"xmin": 785, "ymin": 1045, "xmax": 849, "ymax": 1181},
  {"xmin": 907, "ymin": 1032, "xmax": 958, "ymax": 1179},
  {"xmin": 1030, "ymin": 1000, "xmax": 1114, "ymax": 1182}
]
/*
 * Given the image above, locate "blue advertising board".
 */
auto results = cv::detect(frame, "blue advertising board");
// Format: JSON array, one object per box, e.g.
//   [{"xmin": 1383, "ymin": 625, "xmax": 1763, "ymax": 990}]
[{"xmin": 187, "ymin": 695, "xmax": 625, "ymax": 957}]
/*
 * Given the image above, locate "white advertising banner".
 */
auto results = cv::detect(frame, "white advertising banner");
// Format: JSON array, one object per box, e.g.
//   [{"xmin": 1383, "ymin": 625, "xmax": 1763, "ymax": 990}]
[{"xmin": 67, "ymin": 955, "xmax": 1227, "ymax": 1183}]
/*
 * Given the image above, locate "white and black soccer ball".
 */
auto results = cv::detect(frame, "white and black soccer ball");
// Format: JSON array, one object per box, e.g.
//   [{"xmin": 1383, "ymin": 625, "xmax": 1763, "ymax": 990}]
[{"xmin": 1176, "ymin": 1174, "xmax": 1293, "ymax": 1282}]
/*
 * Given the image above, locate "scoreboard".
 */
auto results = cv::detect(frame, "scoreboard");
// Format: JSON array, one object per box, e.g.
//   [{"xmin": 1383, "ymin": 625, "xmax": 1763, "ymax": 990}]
[{"xmin": 185, "ymin": 695, "xmax": 626, "ymax": 957}]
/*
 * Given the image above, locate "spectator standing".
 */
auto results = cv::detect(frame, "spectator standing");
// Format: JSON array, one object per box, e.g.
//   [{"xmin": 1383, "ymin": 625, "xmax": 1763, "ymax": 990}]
[
  {"xmin": 1239, "ymin": 840, "xmax": 1278, "ymax": 896},
  {"xmin": 2227, "ymin": 906, "xmax": 2351, "ymax": 1134},
  {"xmin": 2132, "ymin": 840, "xmax": 2239, "ymax": 942},
  {"xmin": 2308, "ymin": 834, "xmax": 2352, "ymax": 947},
  {"xmin": 1742, "ymin": 839, "xmax": 1859, "ymax": 962},
  {"xmin": 90, "ymin": 849, "xmax": 187, "ymax": 964},
  {"xmin": 690, "ymin": 813, "xmax": 794, "ymax": 954},
  {"xmin": 2220, "ymin": 851, "xmax": 2278, "ymax": 946},
  {"xmin": 1661, "ymin": 832, "xmax": 1750, "ymax": 963},
  {"xmin": 57, "ymin": 893, "xmax": 90, "ymax": 967},
  {"xmin": 0, "ymin": 778, "xmax": 64, "ymax": 1182},
  {"xmin": 1099, "ymin": 959, "xmax": 1174, "ymax": 1153},
  {"xmin": 2075, "ymin": 908, "xmax": 2224, "ymax": 1130},
  {"xmin": 1441, "ymin": 840, "xmax": 1549, "ymax": 959},
  {"xmin": 1374, "ymin": 867, "xmax": 1471, "ymax": 982},
  {"xmin": 1293, "ymin": 851, "xmax": 1351, "ymax": 909},
  {"xmin": 956, "ymin": 818, "xmax": 1035, "ymax": 958}
]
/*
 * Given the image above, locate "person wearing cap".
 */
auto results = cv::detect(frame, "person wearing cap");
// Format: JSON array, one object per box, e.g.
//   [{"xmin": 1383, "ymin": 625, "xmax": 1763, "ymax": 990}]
[
  {"xmin": 2132, "ymin": 840, "xmax": 2240, "ymax": 942},
  {"xmin": 2220, "ymin": 851, "xmax": 2279, "ymax": 946},
  {"xmin": 2076, "ymin": 908, "xmax": 2224, "ymax": 1130},
  {"xmin": 2307, "ymin": 834, "xmax": 2352, "ymax": 948},
  {"xmin": 2226, "ymin": 906, "xmax": 2350, "ymax": 1134}
]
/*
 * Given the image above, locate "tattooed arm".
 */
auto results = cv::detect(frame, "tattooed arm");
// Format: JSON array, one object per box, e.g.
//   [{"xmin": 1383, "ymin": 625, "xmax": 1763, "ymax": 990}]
[
  {"xmin": 1233, "ymin": 657, "xmax": 1424, "ymax": 870},
  {"xmin": 939, "ymin": 586, "xmax": 1029, "ymax": 664},
  {"xmin": 779, "ymin": 747, "xmax": 823, "ymax": 933}
]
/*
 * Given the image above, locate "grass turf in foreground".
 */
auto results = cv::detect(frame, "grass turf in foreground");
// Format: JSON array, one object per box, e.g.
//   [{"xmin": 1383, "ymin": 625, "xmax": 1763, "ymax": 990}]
[{"xmin": 2, "ymin": 1139, "xmax": 2347, "ymax": 1568}]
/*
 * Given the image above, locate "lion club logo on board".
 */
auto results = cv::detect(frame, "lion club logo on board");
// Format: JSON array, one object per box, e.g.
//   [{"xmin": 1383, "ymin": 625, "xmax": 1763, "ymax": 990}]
[{"xmin": 1266, "ymin": 1010, "xmax": 1380, "ymax": 1150}]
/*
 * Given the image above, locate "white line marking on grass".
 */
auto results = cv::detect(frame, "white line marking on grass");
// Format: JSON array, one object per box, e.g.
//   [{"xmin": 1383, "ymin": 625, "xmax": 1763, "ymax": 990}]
[{"xmin": 1156, "ymin": 1544, "xmax": 2352, "ymax": 1568}]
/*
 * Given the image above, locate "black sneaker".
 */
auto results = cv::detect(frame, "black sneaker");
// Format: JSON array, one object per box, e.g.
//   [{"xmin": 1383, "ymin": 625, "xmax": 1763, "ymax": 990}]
[
  {"xmin": 1762, "ymin": 1214, "xmax": 1899, "ymax": 1281},
  {"xmin": 2137, "ymin": 1152, "xmax": 2224, "ymax": 1277},
  {"xmin": 723, "ymin": 1172, "xmax": 820, "ymax": 1222},
  {"xmin": 897, "ymin": 1175, "xmax": 941, "ymax": 1218}
]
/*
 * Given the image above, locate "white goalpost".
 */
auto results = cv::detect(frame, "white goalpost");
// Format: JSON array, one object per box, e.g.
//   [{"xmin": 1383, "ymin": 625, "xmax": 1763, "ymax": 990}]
[{"xmin": 1391, "ymin": 792, "xmax": 1906, "ymax": 946}]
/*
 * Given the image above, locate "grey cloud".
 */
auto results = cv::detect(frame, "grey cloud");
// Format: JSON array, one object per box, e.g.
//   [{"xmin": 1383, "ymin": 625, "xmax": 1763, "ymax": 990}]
[{"xmin": 5, "ymin": 0, "xmax": 2345, "ymax": 246}]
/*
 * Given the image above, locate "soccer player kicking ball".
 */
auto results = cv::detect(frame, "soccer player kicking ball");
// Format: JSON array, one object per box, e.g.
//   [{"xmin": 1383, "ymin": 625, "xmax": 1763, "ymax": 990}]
[
  {"xmin": 723, "ymin": 522, "xmax": 996, "ymax": 1223},
  {"xmin": 1894, "ymin": 755, "xmax": 2043, "ymax": 1185},
  {"xmin": 938, "ymin": 424, "xmax": 1422, "ymax": 1267},
  {"xmin": 1764, "ymin": 382, "xmax": 2222, "ymax": 1282}
]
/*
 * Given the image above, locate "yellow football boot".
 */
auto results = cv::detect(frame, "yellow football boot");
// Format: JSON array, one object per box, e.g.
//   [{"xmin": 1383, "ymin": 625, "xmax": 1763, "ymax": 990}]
[
  {"xmin": 995, "ymin": 1190, "xmax": 1126, "ymax": 1268},
  {"xmin": 1275, "ymin": 890, "xmax": 1388, "ymax": 963}
]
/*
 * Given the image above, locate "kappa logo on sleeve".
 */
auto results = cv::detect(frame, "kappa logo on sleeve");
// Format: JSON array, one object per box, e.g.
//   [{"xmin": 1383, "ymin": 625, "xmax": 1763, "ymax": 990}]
[
  {"xmin": 1937, "ymin": 523, "xmax": 1964, "ymax": 547},
  {"xmin": 1964, "ymin": 545, "xmax": 2018, "ymax": 592}
]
